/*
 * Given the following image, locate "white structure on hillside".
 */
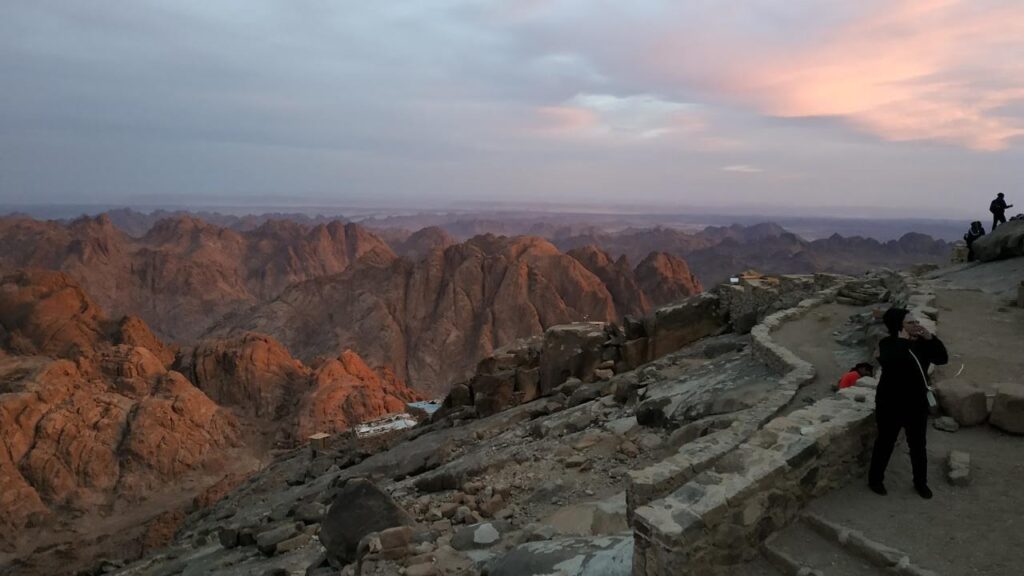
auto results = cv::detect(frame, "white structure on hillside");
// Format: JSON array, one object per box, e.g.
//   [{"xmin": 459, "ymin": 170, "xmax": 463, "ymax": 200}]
[{"xmin": 354, "ymin": 413, "xmax": 418, "ymax": 437}]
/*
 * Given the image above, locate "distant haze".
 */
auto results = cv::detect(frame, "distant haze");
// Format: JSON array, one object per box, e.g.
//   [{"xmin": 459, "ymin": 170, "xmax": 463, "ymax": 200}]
[{"xmin": 2, "ymin": 1, "xmax": 1023, "ymax": 219}]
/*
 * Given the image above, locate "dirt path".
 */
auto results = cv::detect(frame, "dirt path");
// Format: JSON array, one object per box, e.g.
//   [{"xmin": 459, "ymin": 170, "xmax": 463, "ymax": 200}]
[
  {"xmin": 797, "ymin": 262, "xmax": 1024, "ymax": 576},
  {"xmin": 808, "ymin": 426, "xmax": 1024, "ymax": 576},
  {"xmin": 772, "ymin": 302, "xmax": 871, "ymax": 409},
  {"xmin": 932, "ymin": 288, "xmax": 1024, "ymax": 394}
]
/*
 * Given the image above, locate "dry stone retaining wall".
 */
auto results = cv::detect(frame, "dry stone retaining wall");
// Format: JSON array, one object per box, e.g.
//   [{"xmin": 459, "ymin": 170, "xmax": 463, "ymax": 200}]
[
  {"xmin": 630, "ymin": 272, "xmax": 943, "ymax": 575},
  {"xmin": 626, "ymin": 288, "xmax": 839, "ymax": 518}
]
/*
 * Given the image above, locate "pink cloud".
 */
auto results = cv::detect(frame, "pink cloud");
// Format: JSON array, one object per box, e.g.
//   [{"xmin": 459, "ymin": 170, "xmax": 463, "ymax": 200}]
[
  {"xmin": 534, "ymin": 105, "xmax": 601, "ymax": 135},
  {"xmin": 638, "ymin": 0, "xmax": 1024, "ymax": 150}
]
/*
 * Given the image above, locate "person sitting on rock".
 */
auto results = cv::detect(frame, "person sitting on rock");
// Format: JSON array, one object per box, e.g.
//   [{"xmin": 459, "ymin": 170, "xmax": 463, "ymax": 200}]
[
  {"xmin": 869, "ymin": 308, "xmax": 948, "ymax": 499},
  {"xmin": 837, "ymin": 362, "xmax": 873, "ymax": 390},
  {"xmin": 990, "ymin": 193, "xmax": 1013, "ymax": 230},
  {"xmin": 963, "ymin": 221, "xmax": 986, "ymax": 262}
]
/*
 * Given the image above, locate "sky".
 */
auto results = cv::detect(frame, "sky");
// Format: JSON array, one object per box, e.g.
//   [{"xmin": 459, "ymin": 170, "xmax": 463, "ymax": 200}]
[{"xmin": 1, "ymin": 0, "xmax": 1023, "ymax": 218}]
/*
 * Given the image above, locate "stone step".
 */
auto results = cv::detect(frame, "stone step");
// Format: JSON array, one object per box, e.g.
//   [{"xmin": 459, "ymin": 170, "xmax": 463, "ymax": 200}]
[{"xmin": 764, "ymin": 521, "xmax": 880, "ymax": 576}]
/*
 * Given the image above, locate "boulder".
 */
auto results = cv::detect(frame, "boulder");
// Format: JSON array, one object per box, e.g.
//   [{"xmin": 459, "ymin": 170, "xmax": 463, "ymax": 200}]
[
  {"xmin": 515, "ymin": 368, "xmax": 541, "ymax": 403},
  {"xmin": 648, "ymin": 293, "xmax": 724, "ymax": 360},
  {"xmin": 320, "ymin": 478, "xmax": 415, "ymax": 566},
  {"xmin": 973, "ymin": 220, "xmax": 1024, "ymax": 262},
  {"xmin": 934, "ymin": 380, "xmax": 989, "ymax": 426},
  {"xmin": 933, "ymin": 416, "xmax": 959, "ymax": 433},
  {"xmin": 472, "ymin": 371, "xmax": 517, "ymax": 417},
  {"xmin": 539, "ymin": 323, "xmax": 608, "ymax": 395},
  {"xmin": 451, "ymin": 521, "xmax": 510, "ymax": 550},
  {"xmin": 256, "ymin": 523, "xmax": 299, "ymax": 556},
  {"xmin": 990, "ymin": 383, "xmax": 1024, "ymax": 435},
  {"xmin": 947, "ymin": 451, "xmax": 971, "ymax": 487}
]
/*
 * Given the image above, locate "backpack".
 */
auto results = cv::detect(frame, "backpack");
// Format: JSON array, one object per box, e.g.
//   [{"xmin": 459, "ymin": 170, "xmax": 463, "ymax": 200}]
[{"xmin": 990, "ymin": 199, "xmax": 1000, "ymax": 213}]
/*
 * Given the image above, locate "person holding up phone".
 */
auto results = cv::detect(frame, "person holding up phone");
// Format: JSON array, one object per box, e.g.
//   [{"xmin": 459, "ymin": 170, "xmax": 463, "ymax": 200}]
[{"xmin": 868, "ymin": 307, "xmax": 949, "ymax": 499}]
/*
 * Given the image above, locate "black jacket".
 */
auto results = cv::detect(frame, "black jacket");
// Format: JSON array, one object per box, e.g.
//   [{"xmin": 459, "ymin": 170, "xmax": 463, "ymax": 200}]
[{"xmin": 876, "ymin": 335, "xmax": 949, "ymax": 415}]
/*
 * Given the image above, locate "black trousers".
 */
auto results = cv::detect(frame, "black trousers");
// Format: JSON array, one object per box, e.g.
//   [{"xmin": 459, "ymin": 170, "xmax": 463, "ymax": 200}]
[
  {"xmin": 993, "ymin": 212, "xmax": 1007, "ymax": 230},
  {"xmin": 869, "ymin": 409, "xmax": 928, "ymax": 487}
]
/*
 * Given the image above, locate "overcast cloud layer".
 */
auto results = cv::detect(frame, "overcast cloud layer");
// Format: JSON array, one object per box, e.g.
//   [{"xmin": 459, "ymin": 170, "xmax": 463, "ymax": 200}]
[{"xmin": 1, "ymin": 0, "xmax": 1023, "ymax": 217}]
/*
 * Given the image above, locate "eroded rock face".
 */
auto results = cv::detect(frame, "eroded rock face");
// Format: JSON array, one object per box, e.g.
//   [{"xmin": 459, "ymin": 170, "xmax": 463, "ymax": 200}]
[
  {"xmin": 0, "ymin": 269, "xmax": 108, "ymax": 358},
  {"xmin": 0, "ymin": 271, "xmax": 242, "ymax": 547},
  {"xmin": 0, "ymin": 215, "xmax": 397, "ymax": 341},
  {"xmin": 295, "ymin": 351, "xmax": 420, "ymax": 438},
  {"xmin": 211, "ymin": 236, "xmax": 698, "ymax": 395},
  {"xmin": 186, "ymin": 333, "xmax": 310, "ymax": 419},
  {"xmin": 0, "ymin": 356, "xmax": 240, "ymax": 541},
  {"xmin": 634, "ymin": 252, "xmax": 703, "ymax": 308}
]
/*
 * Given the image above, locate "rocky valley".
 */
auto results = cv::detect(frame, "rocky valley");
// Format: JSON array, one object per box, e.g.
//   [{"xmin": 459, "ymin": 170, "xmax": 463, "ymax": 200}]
[{"xmin": 0, "ymin": 210, "xmax": 999, "ymax": 576}]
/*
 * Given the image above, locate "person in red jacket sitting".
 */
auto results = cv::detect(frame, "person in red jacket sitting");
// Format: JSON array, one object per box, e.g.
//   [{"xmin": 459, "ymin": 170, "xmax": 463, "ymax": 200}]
[{"xmin": 838, "ymin": 362, "xmax": 874, "ymax": 390}]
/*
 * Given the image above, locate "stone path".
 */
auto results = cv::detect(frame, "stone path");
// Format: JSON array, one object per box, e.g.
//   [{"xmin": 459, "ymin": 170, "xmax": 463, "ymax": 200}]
[
  {"xmin": 751, "ymin": 262, "xmax": 1024, "ymax": 576},
  {"xmin": 772, "ymin": 301, "xmax": 872, "ymax": 410}
]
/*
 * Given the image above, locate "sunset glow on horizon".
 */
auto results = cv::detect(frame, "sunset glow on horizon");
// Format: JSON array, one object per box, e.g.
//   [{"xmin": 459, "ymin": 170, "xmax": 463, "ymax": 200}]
[{"xmin": 1, "ymin": 0, "xmax": 1022, "ymax": 217}]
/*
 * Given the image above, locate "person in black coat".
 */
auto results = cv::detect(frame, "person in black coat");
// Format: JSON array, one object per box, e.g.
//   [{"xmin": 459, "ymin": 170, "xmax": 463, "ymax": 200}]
[
  {"xmin": 990, "ymin": 193, "xmax": 1013, "ymax": 230},
  {"xmin": 868, "ymin": 307, "xmax": 948, "ymax": 499}
]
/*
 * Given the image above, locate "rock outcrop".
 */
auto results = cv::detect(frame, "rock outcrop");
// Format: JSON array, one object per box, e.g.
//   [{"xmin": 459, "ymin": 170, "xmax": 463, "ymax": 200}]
[
  {"xmin": 211, "ymin": 235, "xmax": 701, "ymax": 395},
  {"xmin": 973, "ymin": 220, "xmax": 1024, "ymax": 262},
  {"xmin": 0, "ymin": 215, "xmax": 396, "ymax": 341},
  {"xmin": 0, "ymin": 269, "xmax": 418, "ymax": 566}
]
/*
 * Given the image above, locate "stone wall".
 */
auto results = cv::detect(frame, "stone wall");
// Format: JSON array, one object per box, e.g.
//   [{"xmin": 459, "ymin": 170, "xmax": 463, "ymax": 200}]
[
  {"xmin": 630, "ymin": 272, "xmax": 941, "ymax": 576},
  {"xmin": 435, "ymin": 273, "xmax": 845, "ymax": 427},
  {"xmin": 625, "ymin": 287, "xmax": 840, "ymax": 523},
  {"xmin": 631, "ymin": 387, "xmax": 876, "ymax": 575}
]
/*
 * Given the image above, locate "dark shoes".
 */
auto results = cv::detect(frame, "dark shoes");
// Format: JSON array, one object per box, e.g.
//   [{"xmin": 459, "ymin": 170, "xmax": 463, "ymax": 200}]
[
  {"xmin": 915, "ymin": 484, "xmax": 933, "ymax": 499},
  {"xmin": 869, "ymin": 482, "xmax": 888, "ymax": 496}
]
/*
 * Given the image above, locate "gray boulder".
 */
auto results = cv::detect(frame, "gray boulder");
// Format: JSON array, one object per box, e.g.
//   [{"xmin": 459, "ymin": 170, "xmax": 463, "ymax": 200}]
[
  {"xmin": 319, "ymin": 478, "xmax": 414, "ymax": 565},
  {"xmin": 935, "ymin": 380, "xmax": 989, "ymax": 426},
  {"xmin": 990, "ymin": 383, "xmax": 1024, "ymax": 435},
  {"xmin": 539, "ymin": 323, "xmax": 609, "ymax": 395},
  {"xmin": 647, "ymin": 293, "xmax": 724, "ymax": 360},
  {"xmin": 973, "ymin": 220, "xmax": 1024, "ymax": 262},
  {"xmin": 451, "ymin": 521, "xmax": 511, "ymax": 550}
]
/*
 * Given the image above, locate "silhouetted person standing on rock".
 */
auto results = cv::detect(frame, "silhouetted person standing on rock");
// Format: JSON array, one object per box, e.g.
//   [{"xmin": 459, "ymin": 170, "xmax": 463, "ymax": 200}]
[
  {"xmin": 990, "ymin": 193, "xmax": 1013, "ymax": 230},
  {"xmin": 868, "ymin": 308, "xmax": 948, "ymax": 499},
  {"xmin": 963, "ymin": 221, "xmax": 985, "ymax": 262}
]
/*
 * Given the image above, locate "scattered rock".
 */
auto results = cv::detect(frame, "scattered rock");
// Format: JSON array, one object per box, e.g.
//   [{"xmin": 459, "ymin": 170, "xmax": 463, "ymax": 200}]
[
  {"xmin": 933, "ymin": 416, "xmax": 959, "ymax": 433},
  {"xmin": 947, "ymin": 451, "xmax": 971, "ymax": 487},
  {"xmin": 294, "ymin": 502, "xmax": 326, "ymax": 524},
  {"xmin": 990, "ymin": 384, "xmax": 1024, "ymax": 435},
  {"xmin": 276, "ymin": 532, "xmax": 311, "ymax": 554},
  {"xmin": 319, "ymin": 478, "xmax": 414, "ymax": 565},
  {"xmin": 256, "ymin": 523, "xmax": 299, "ymax": 556},
  {"xmin": 934, "ymin": 380, "xmax": 988, "ymax": 426},
  {"xmin": 451, "ymin": 521, "xmax": 509, "ymax": 551},
  {"xmin": 218, "ymin": 526, "xmax": 239, "ymax": 549}
]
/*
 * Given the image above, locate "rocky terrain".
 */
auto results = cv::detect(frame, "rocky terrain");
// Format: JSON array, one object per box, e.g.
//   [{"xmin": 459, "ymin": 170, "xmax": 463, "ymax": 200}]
[
  {"xmin": 68, "ymin": 268, "xmax": 857, "ymax": 576},
  {"xmin": 0, "ymin": 215, "xmax": 702, "ymax": 394},
  {"xmin": 86, "ymin": 248, "xmax": 1024, "ymax": 576},
  {"xmin": 0, "ymin": 269, "xmax": 419, "ymax": 574},
  {"xmin": 0, "ymin": 214, "xmax": 395, "ymax": 342},
  {"xmin": 204, "ymin": 234, "xmax": 701, "ymax": 395},
  {"xmin": 555, "ymin": 224, "xmax": 951, "ymax": 286}
]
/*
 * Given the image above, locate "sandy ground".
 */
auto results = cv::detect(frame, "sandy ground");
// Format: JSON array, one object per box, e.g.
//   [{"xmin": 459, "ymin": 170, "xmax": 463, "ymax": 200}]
[
  {"xmin": 772, "ymin": 302, "xmax": 872, "ymax": 409},
  {"xmin": 808, "ymin": 426, "xmax": 1024, "ymax": 576},
  {"xmin": 932, "ymin": 288, "xmax": 1024, "ymax": 395}
]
